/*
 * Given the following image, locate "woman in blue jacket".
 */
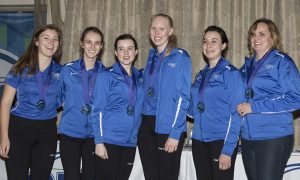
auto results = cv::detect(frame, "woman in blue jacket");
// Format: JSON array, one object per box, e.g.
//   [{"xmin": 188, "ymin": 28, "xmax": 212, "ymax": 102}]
[
  {"xmin": 0, "ymin": 24, "xmax": 62, "ymax": 180},
  {"xmin": 58, "ymin": 27, "xmax": 106, "ymax": 180},
  {"xmin": 189, "ymin": 26, "xmax": 243, "ymax": 180},
  {"xmin": 237, "ymin": 18, "xmax": 300, "ymax": 180},
  {"xmin": 138, "ymin": 13, "xmax": 192, "ymax": 180},
  {"xmin": 91, "ymin": 34, "xmax": 143, "ymax": 180}
]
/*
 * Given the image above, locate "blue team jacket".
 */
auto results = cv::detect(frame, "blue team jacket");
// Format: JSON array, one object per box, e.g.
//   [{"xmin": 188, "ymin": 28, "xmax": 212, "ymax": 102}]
[
  {"xmin": 240, "ymin": 49, "xmax": 300, "ymax": 140},
  {"xmin": 143, "ymin": 48, "xmax": 192, "ymax": 140},
  {"xmin": 5, "ymin": 61, "xmax": 62, "ymax": 120},
  {"xmin": 188, "ymin": 59, "xmax": 244, "ymax": 156},
  {"xmin": 58, "ymin": 58, "xmax": 106, "ymax": 138},
  {"xmin": 91, "ymin": 63, "xmax": 144, "ymax": 147}
]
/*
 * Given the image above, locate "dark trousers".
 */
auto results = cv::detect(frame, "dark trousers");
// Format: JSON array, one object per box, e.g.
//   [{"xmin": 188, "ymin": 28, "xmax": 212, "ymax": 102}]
[
  {"xmin": 192, "ymin": 139, "xmax": 238, "ymax": 180},
  {"xmin": 95, "ymin": 143, "xmax": 136, "ymax": 180},
  {"xmin": 5, "ymin": 115, "xmax": 57, "ymax": 180},
  {"xmin": 241, "ymin": 135, "xmax": 294, "ymax": 180},
  {"xmin": 138, "ymin": 115, "xmax": 185, "ymax": 180},
  {"xmin": 59, "ymin": 134, "xmax": 95, "ymax": 180}
]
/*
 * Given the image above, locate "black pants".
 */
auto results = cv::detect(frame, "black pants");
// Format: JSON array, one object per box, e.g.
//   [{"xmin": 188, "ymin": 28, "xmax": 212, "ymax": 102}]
[
  {"xmin": 192, "ymin": 139, "xmax": 238, "ymax": 180},
  {"xmin": 241, "ymin": 135, "xmax": 294, "ymax": 180},
  {"xmin": 95, "ymin": 143, "xmax": 136, "ymax": 180},
  {"xmin": 5, "ymin": 115, "xmax": 57, "ymax": 180},
  {"xmin": 138, "ymin": 115, "xmax": 185, "ymax": 180},
  {"xmin": 59, "ymin": 134, "xmax": 95, "ymax": 180}
]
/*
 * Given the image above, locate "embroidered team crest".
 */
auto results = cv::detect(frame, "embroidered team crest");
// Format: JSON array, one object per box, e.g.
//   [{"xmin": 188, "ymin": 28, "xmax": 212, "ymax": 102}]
[
  {"xmin": 70, "ymin": 72, "xmax": 78, "ymax": 75},
  {"xmin": 264, "ymin": 64, "xmax": 274, "ymax": 69},
  {"xmin": 213, "ymin": 73, "xmax": 220, "ymax": 79},
  {"xmin": 168, "ymin": 63, "xmax": 176, "ymax": 68},
  {"xmin": 117, "ymin": 76, "xmax": 124, "ymax": 80}
]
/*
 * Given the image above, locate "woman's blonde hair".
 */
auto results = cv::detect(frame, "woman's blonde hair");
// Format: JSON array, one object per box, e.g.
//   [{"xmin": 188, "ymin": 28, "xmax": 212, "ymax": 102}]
[
  {"xmin": 150, "ymin": 13, "xmax": 177, "ymax": 51},
  {"xmin": 247, "ymin": 18, "xmax": 283, "ymax": 56}
]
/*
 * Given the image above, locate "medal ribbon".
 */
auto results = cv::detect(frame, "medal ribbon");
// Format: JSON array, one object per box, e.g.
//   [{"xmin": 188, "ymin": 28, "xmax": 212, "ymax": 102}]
[
  {"xmin": 247, "ymin": 49, "xmax": 273, "ymax": 88},
  {"xmin": 81, "ymin": 59, "xmax": 99, "ymax": 105},
  {"xmin": 36, "ymin": 61, "xmax": 53, "ymax": 101},
  {"xmin": 119, "ymin": 63, "xmax": 137, "ymax": 108},
  {"xmin": 148, "ymin": 48, "xmax": 166, "ymax": 91}
]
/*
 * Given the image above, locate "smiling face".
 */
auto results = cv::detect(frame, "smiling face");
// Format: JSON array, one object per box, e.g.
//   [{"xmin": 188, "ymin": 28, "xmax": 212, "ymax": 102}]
[
  {"xmin": 35, "ymin": 29, "xmax": 59, "ymax": 61},
  {"xmin": 250, "ymin": 22, "xmax": 273, "ymax": 59},
  {"xmin": 115, "ymin": 39, "xmax": 137, "ymax": 68},
  {"xmin": 81, "ymin": 31, "xmax": 103, "ymax": 62},
  {"xmin": 149, "ymin": 16, "xmax": 174, "ymax": 53},
  {"xmin": 202, "ymin": 31, "xmax": 226, "ymax": 64}
]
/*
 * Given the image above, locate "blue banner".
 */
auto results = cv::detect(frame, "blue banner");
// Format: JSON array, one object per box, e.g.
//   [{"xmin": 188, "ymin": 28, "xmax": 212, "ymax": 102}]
[{"xmin": 0, "ymin": 12, "xmax": 34, "ymax": 96}]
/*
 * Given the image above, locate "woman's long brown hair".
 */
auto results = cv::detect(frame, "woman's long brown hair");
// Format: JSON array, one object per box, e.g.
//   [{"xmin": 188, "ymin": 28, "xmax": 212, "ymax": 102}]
[{"xmin": 11, "ymin": 24, "xmax": 63, "ymax": 75}]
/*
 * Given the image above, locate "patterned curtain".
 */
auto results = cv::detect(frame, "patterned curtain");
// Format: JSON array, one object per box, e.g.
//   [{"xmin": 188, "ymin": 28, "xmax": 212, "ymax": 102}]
[{"xmin": 48, "ymin": 0, "xmax": 300, "ymax": 149}]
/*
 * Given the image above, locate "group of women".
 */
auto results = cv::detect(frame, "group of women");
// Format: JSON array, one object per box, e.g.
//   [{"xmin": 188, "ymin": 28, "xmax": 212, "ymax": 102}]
[{"xmin": 0, "ymin": 13, "xmax": 300, "ymax": 180}]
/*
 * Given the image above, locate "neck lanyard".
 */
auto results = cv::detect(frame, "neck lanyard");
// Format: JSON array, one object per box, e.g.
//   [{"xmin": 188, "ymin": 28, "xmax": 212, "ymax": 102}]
[
  {"xmin": 247, "ymin": 49, "xmax": 273, "ymax": 88},
  {"xmin": 36, "ymin": 61, "xmax": 53, "ymax": 110},
  {"xmin": 81, "ymin": 59, "xmax": 98, "ymax": 105},
  {"xmin": 148, "ymin": 48, "xmax": 166, "ymax": 86},
  {"xmin": 119, "ymin": 63, "xmax": 137, "ymax": 116}
]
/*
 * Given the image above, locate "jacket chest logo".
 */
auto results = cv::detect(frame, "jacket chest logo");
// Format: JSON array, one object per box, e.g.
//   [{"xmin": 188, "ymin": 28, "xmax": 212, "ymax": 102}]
[
  {"xmin": 213, "ymin": 73, "xmax": 220, "ymax": 79},
  {"xmin": 168, "ymin": 63, "xmax": 176, "ymax": 68},
  {"xmin": 70, "ymin": 72, "xmax": 78, "ymax": 75},
  {"xmin": 264, "ymin": 64, "xmax": 274, "ymax": 69},
  {"xmin": 117, "ymin": 76, "xmax": 124, "ymax": 80}
]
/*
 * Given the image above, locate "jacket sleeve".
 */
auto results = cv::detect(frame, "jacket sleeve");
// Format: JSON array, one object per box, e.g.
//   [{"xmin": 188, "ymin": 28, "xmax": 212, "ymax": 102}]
[
  {"xmin": 221, "ymin": 70, "xmax": 244, "ymax": 156},
  {"xmin": 169, "ymin": 54, "xmax": 192, "ymax": 140},
  {"xmin": 57, "ymin": 67, "xmax": 65, "ymax": 108},
  {"xmin": 4, "ymin": 71, "xmax": 21, "ymax": 89},
  {"xmin": 91, "ymin": 72, "xmax": 109, "ymax": 144},
  {"xmin": 187, "ymin": 98, "xmax": 194, "ymax": 119},
  {"xmin": 187, "ymin": 74, "xmax": 201, "ymax": 119},
  {"xmin": 251, "ymin": 57, "xmax": 300, "ymax": 114}
]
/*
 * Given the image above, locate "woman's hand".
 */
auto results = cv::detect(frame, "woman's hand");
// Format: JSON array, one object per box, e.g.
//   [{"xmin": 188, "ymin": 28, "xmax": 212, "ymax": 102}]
[
  {"xmin": 95, "ymin": 143, "xmax": 108, "ymax": 159},
  {"xmin": 164, "ymin": 137, "xmax": 179, "ymax": 153},
  {"xmin": 0, "ymin": 136, "xmax": 10, "ymax": 158},
  {"xmin": 237, "ymin": 103, "xmax": 252, "ymax": 117},
  {"xmin": 219, "ymin": 154, "xmax": 231, "ymax": 170}
]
